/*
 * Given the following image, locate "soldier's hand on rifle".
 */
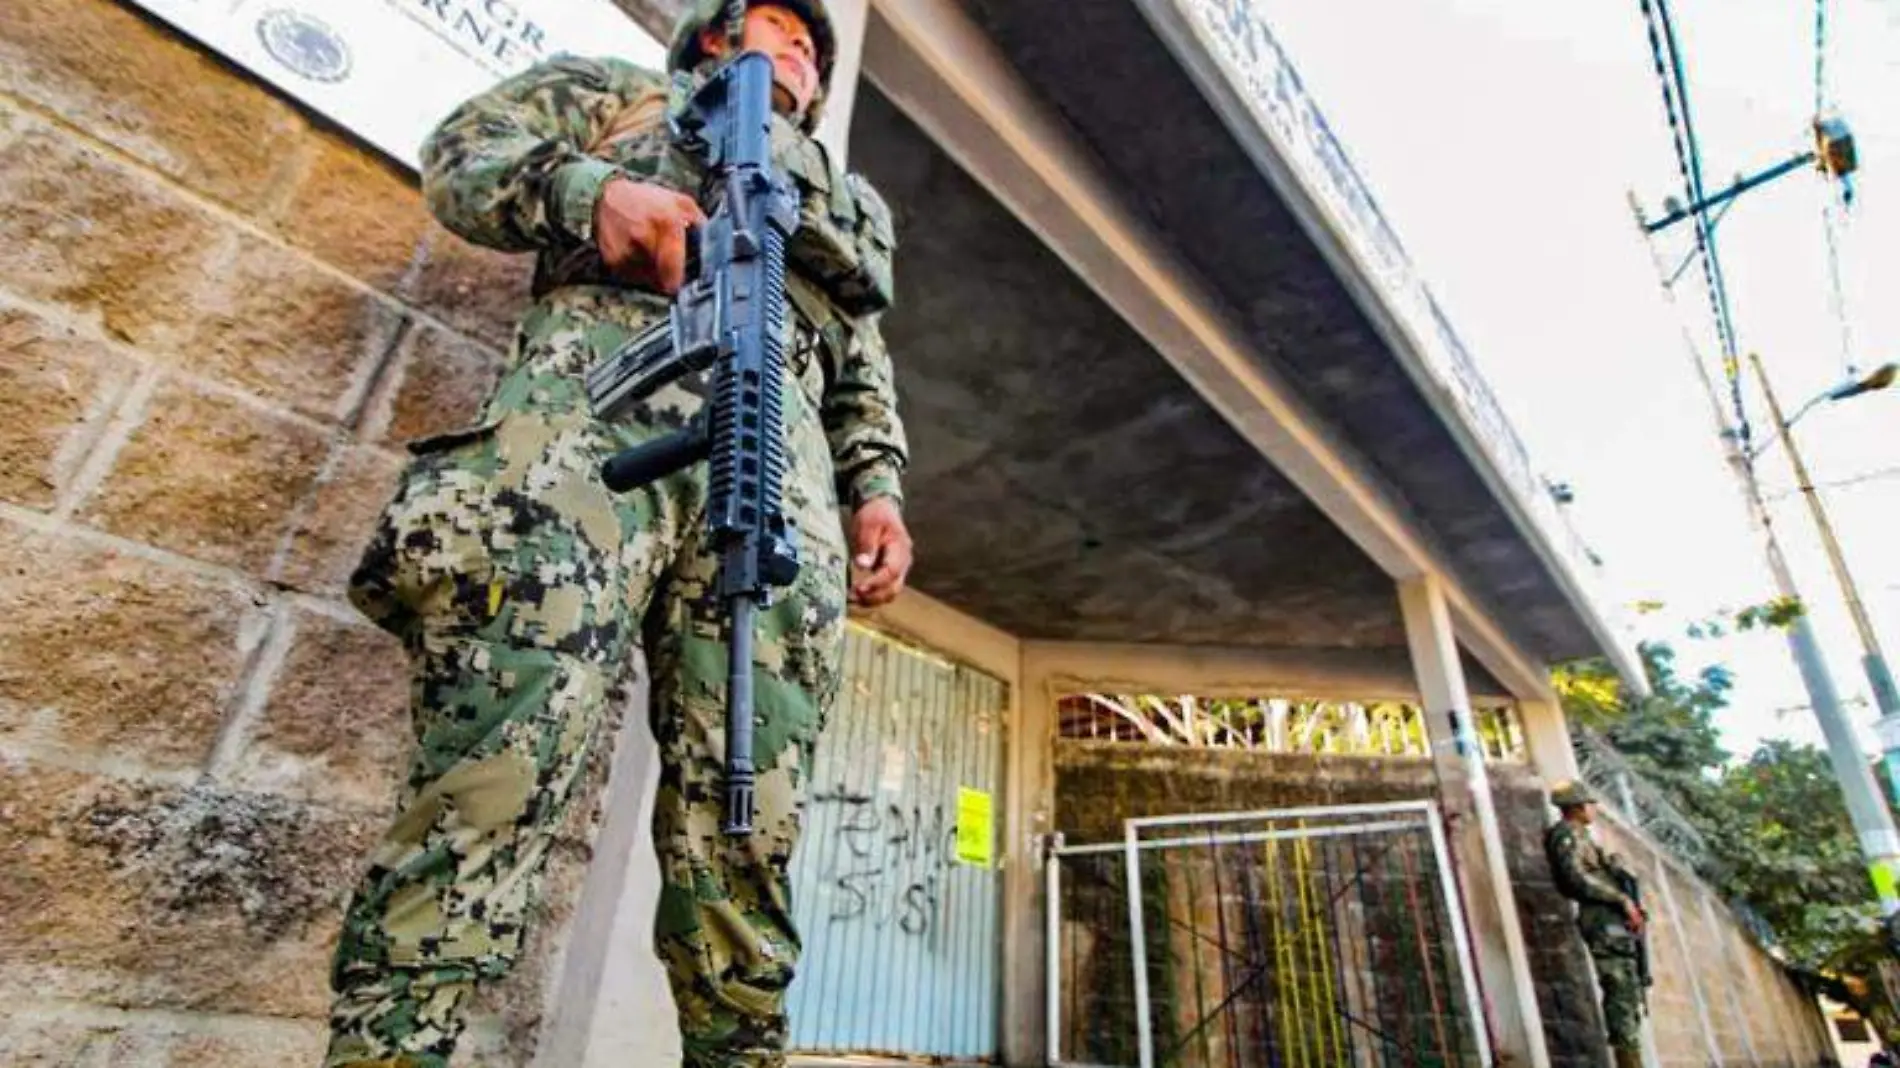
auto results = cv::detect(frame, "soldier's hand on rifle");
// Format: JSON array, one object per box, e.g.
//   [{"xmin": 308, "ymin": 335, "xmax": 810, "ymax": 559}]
[
  {"xmin": 1623, "ymin": 899, "xmax": 1646, "ymax": 935},
  {"xmin": 848, "ymin": 497, "xmax": 912, "ymax": 608},
  {"xmin": 594, "ymin": 176, "xmax": 706, "ymax": 295}
]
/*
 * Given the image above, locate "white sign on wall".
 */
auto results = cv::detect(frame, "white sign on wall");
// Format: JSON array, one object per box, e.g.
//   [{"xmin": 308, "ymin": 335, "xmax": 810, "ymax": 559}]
[{"xmin": 125, "ymin": 0, "xmax": 666, "ymax": 169}]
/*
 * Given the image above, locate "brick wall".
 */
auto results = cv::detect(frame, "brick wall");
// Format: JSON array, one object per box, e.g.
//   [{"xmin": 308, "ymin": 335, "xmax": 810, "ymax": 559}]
[
  {"xmin": 1056, "ymin": 741, "xmax": 1840, "ymax": 1067},
  {"xmin": 0, "ymin": 1, "xmax": 631, "ymax": 1061}
]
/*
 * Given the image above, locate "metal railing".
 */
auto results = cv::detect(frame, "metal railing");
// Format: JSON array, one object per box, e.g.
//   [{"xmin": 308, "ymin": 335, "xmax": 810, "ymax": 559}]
[{"xmin": 1059, "ymin": 694, "xmax": 1528, "ymax": 764}]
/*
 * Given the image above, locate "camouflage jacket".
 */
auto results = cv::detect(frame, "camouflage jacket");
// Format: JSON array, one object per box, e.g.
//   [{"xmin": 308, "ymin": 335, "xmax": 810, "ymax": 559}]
[
  {"xmin": 1545, "ymin": 820, "xmax": 1636, "ymax": 936},
  {"xmin": 417, "ymin": 53, "xmax": 908, "ymax": 512}
]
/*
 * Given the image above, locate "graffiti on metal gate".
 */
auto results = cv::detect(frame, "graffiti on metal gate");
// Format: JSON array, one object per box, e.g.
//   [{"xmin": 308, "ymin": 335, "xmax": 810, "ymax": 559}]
[{"xmin": 813, "ymin": 784, "xmax": 957, "ymax": 936}]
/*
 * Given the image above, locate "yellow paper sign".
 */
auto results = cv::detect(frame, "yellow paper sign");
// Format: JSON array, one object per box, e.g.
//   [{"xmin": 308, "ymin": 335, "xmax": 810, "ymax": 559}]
[
  {"xmin": 956, "ymin": 787, "xmax": 994, "ymax": 868},
  {"xmin": 1873, "ymin": 860, "xmax": 1899, "ymax": 903}
]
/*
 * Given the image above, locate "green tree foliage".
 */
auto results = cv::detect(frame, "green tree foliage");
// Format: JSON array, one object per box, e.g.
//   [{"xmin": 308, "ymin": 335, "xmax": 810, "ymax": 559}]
[
  {"xmin": 1602, "ymin": 643, "xmax": 1731, "ymax": 784},
  {"xmin": 1700, "ymin": 740, "xmax": 1882, "ymax": 968},
  {"xmin": 1553, "ymin": 615, "xmax": 1897, "ymax": 1038},
  {"xmin": 1553, "ymin": 641, "xmax": 1730, "ymax": 805}
]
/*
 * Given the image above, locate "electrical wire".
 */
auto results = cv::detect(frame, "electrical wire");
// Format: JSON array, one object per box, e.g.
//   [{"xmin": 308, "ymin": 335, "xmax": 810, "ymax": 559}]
[
  {"xmin": 1814, "ymin": 0, "xmax": 1858, "ymax": 376},
  {"xmin": 1814, "ymin": 0, "xmax": 1829, "ymax": 116},
  {"xmin": 1638, "ymin": 0, "xmax": 1754, "ymax": 453},
  {"xmin": 1765, "ymin": 464, "xmax": 1900, "ymax": 501},
  {"xmin": 1822, "ymin": 183, "xmax": 1857, "ymax": 376}
]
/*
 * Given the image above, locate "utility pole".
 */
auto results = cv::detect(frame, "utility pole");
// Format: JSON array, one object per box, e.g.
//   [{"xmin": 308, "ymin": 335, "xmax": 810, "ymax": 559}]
[
  {"xmin": 1750, "ymin": 354, "xmax": 1900, "ymax": 804},
  {"xmin": 1627, "ymin": 14, "xmax": 1900, "ymax": 921},
  {"xmin": 1628, "ymin": 196, "xmax": 1900, "ymax": 918}
]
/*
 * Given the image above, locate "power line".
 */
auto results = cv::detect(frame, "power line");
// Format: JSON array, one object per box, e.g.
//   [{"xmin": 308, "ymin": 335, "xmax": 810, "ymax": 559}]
[
  {"xmin": 1814, "ymin": 0, "xmax": 1829, "ymax": 116},
  {"xmin": 1814, "ymin": 0, "xmax": 1859, "ymax": 376},
  {"xmin": 1765, "ymin": 464, "xmax": 1900, "ymax": 501},
  {"xmin": 1822, "ymin": 185, "xmax": 1857, "ymax": 376},
  {"xmin": 1638, "ymin": 0, "xmax": 1753, "ymax": 452}
]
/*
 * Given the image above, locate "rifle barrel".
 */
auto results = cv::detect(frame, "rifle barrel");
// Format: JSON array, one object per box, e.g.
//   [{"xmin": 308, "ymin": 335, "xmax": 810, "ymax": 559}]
[{"xmin": 723, "ymin": 597, "xmax": 758, "ymax": 835}]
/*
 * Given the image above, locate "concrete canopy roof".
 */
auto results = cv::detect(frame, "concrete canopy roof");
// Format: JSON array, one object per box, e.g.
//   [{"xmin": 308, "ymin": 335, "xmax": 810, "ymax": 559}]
[
  {"xmin": 610, "ymin": 0, "xmax": 1634, "ymax": 688},
  {"xmin": 852, "ymin": 85, "xmax": 1409, "ymax": 651}
]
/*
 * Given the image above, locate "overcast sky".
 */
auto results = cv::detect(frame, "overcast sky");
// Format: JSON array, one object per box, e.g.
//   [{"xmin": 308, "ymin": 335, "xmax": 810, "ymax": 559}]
[{"xmin": 1263, "ymin": 0, "xmax": 1900, "ymax": 758}]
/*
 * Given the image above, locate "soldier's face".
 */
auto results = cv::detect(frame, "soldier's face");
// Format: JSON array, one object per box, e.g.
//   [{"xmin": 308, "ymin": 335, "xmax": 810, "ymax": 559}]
[{"xmin": 701, "ymin": 5, "xmax": 820, "ymax": 119}]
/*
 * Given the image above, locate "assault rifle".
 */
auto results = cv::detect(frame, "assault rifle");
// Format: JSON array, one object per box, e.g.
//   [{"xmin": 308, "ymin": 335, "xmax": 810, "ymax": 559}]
[
  {"xmin": 585, "ymin": 50, "xmax": 801, "ymax": 837},
  {"xmin": 1612, "ymin": 866, "xmax": 1653, "ymax": 1001}
]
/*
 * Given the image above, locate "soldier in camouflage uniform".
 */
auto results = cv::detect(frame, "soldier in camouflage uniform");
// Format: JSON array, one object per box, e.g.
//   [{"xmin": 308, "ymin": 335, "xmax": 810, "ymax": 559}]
[
  {"xmin": 323, "ymin": 3, "xmax": 912, "ymax": 1065},
  {"xmin": 1545, "ymin": 781, "xmax": 1650, "ymax": 1068}
]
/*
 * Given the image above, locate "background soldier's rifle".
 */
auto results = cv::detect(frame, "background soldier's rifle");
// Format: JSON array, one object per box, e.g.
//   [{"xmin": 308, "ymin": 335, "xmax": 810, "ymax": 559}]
[
  {"xmin": 1612, "ymin": 866, "xmax": 1654, "ymax": 1000},
  {"xmin": 586, "ymin": 50, "xmax": 800, "ymax": 837}
]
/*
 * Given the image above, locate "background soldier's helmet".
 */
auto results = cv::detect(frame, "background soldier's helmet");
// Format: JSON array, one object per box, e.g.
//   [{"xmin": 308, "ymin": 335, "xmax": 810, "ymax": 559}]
[
  {"xmin": 667, "ymin": 0, "xmax": 837, "ymax": 129},
  {"xmin": 1549, "ymin": 780, "xmax": 1596, "ymax": 809}
]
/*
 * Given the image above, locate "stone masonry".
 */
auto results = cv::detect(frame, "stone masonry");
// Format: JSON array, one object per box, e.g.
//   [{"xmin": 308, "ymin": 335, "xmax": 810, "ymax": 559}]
[{"xmin": 0, "ymin": 1, "xmax": 647, "ymax": 1062}]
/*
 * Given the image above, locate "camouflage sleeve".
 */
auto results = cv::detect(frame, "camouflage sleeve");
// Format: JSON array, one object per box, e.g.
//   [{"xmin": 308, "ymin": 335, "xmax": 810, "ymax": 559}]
[
  {"xmin": 825, "ymin": 313, "xmax": 909, "ymax": 512},
  {"xmin": 1550, "ymin": 825, "xmax": 1631, "ymax": 907},
  {"xmin": 418, "ymin": 54, "xmax": 663, "ymax": 252}
]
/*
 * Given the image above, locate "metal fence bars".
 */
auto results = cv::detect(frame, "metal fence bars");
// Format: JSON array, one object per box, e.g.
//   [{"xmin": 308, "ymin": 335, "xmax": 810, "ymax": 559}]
[
  {"xmin": 1056, "ymin": 694, "xmax": 1527, "ymax": 764},
  {"xmin": 1047, "ymin": 803, "xmax": 1492, "ymax": 1068}
]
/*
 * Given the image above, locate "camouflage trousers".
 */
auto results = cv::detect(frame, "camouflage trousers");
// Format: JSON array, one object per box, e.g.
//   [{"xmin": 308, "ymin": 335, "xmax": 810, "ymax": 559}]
[
  {"xmin": 1587, "ymin": 938, "xmax": 1644, "ymax": 1053},
  {"xmin": 323, "ymin": 287, "xmax": 850, "ymax": 1068}
]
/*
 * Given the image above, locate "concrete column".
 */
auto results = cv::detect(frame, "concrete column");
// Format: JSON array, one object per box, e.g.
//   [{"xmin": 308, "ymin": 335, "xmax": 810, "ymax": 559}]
[
  {"xmin": 1400, "ymin": 575, "xmax": 1551, "ymax": 1068},
  {"xmin": 533, "ymin": 680, "xmax": 682, "ymax": 1068},
  {"xmin": 813, "ymin": 0, "xmax": 870, "ymax": 164},
  {"xmin": 1002, "ymin": 647, "xmax": 1058, "ymax": 1067},
  {"xmin": 1516, "ymin": 698, "xmax": 1579, "ymax": 785}
]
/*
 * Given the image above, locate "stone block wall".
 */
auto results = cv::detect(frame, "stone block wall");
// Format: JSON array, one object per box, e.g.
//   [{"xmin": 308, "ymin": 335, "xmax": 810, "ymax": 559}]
[
  {"xmin": 1055, "ymin": 741, "xmax": 1840, "ymax": 1067},
  {"xmin": 0, "ymin": 1, "xmax": 630, "ymax": 1062}
]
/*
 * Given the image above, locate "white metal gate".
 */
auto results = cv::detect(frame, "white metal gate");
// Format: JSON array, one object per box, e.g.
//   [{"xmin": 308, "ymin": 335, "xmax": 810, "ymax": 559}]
[
  {"xmin": 1048, "ymin": 803, "xmax": 1492, "ymax": 1068},
  {"xmin": 784, "ymin": 622, "xmax": 1009, "ymax": 1059}
]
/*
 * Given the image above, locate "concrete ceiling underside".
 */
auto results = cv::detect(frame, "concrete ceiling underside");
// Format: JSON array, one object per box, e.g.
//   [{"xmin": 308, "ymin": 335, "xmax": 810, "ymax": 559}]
[
  {"xmin": 606, "ymin": 0, "xmax": 1558, "ymax": 687},
  {"xmin": 946, "ymin": 0, "xmax": 1602, "ymax": 666},
  {"xmin": 850, "ymin": 84, "xmax": 1409, "ymax": 651}
]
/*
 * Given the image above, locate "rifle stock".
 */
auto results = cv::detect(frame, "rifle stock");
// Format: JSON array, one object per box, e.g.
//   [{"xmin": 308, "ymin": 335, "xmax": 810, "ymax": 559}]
[{"xmin": 589, "ymin": 51, "xmax": 801, "ymax": 836}]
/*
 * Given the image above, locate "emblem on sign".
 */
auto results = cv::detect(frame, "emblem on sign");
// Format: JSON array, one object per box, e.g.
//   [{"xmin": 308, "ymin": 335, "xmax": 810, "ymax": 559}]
[{"xmin": 255, "ymin": 8, "xmax": 352, "ymax": 84}]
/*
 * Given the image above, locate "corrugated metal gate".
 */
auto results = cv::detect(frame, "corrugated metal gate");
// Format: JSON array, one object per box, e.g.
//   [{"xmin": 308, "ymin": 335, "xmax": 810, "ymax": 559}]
[{"xmin": 785, "ymin": 622, "xmax": 1009, "ymax": 1060}]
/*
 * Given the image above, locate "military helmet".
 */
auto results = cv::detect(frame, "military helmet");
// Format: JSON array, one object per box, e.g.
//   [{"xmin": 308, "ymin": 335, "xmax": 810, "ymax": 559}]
[
  {"xmin": 666, "ymin": 0, "xmax": 838, "ymax": 92},
  {"xmin": 1549, "ymin": 780, "xmax": 1596, "ymax": 809}
]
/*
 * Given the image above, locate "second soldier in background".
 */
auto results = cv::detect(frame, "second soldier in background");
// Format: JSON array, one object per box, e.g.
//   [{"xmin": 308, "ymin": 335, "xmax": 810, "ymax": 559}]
[{"xmin": 1546, "ymin": 780, "xmax": 1652, "ymax": 1068}]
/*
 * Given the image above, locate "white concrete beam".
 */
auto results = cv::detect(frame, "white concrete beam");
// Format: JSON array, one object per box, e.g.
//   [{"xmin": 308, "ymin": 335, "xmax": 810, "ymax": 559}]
[
  {"xmin": 1019, "ymin": 638, "xmax": 1514, "ymax": 703},
  {"xmin": 1516, "ymin": 698, "xmax": 1580, "ymax": 786},
  {"xmin": 1401, "ymin": 575, "xmax": 1550, "ymax": 1067},
  {"xmin": 812, "ymin": 0, "xmax": 871, "ymax": 163},
  {"xmin": 853, "ymin": 588, "xmax": 1020, "ymax": 683},
  {"xmin": 1450, "ymin": 599, "xmax": 1564, "ymax": 705}
]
